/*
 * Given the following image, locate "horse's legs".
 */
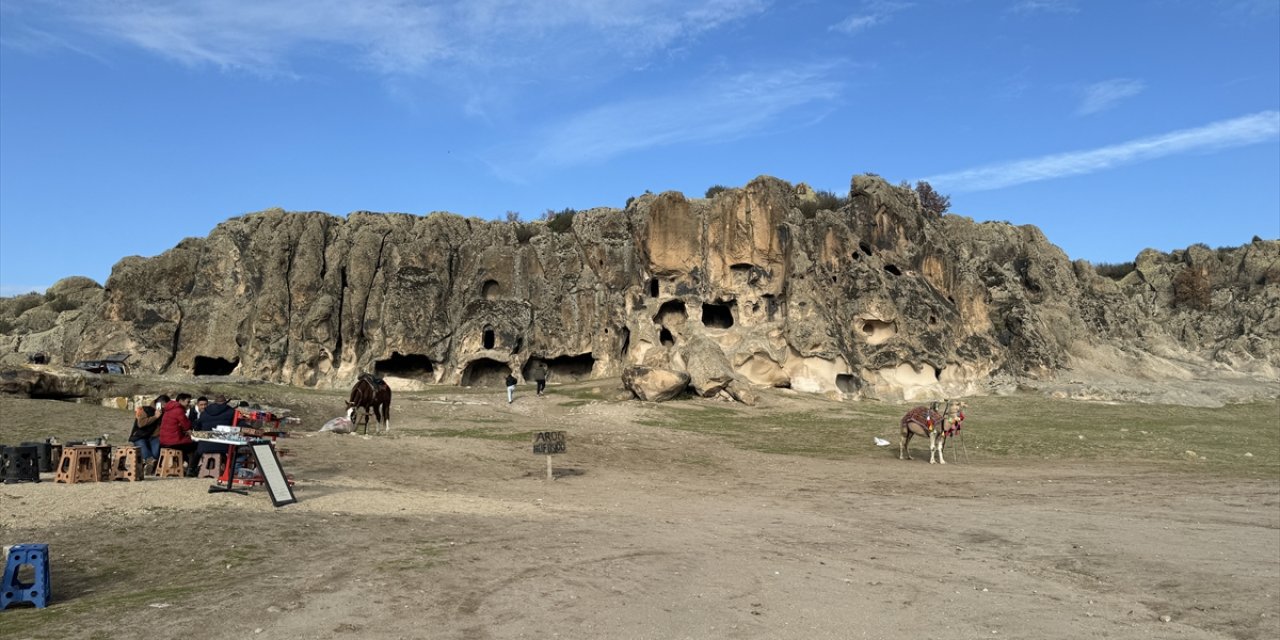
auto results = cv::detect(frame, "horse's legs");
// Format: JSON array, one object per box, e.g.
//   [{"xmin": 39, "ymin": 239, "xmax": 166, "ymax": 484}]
[{"xmin": 382, "ymin": 401, "xmax": 391, "ymax": 433}]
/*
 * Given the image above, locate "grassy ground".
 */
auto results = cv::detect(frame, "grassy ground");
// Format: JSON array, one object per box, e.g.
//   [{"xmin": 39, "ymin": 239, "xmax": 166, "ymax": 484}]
[
  {"xmin": 2, "ymin": 376, "xmax": 1276, "ymax": 476},
  {"xmin": 634, "ymin": 394, "xmax": 1280, "ymax": 476}
]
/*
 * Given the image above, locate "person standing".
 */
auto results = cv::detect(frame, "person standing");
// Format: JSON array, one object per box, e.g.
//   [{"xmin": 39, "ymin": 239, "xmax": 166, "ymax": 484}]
[
  {"xmin": 158, "ymin": 393, "xmax": 198, "ymax": 476},
  {"xmin": 505, "ymin": 373, "xmax": 518, "ymax": 404},
  {"xmin": 129, "ymin": 394, "xmax": 168, "ymax": 475}
]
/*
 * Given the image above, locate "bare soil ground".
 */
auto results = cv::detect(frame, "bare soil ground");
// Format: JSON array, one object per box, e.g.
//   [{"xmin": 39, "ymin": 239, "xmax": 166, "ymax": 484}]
[{"xmin": 1, "ymin": 381, "xmax": 1278, "ymax": 640}]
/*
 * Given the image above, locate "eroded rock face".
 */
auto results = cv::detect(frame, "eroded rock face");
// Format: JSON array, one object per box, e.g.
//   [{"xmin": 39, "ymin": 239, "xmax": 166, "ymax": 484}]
[{"xmin": 1, "ymin": 175, "xmax": 1276, "ymax": 402}]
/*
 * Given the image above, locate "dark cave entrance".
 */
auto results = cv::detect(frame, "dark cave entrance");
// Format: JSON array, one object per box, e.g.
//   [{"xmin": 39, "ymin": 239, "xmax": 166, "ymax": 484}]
[
  {"xmin": 375, "ymin": 352, "xmax": 435, "ymax": 379},
  {"xmin": 648, "ymin": 278, "xmax": 659, "ymax": 298},
  {"xmin": 659, "ymin": 327, "xmax": 675, "ymax": 346},
  {"xmin": 460, "ymin": 358, "xmax": 511, "ymax": 387},
  {"xmin": 482, "ymin": 280, "xmax": 501, "ymax": 300},
  {"xmin": 482, "ymin": 327, "xmax": 496, "ymax": 349},
  {"xmin": 523, "ymin": 353, "xmax": 597, "ymax": 382},
  {"xmin": 655, "ymin": 299, "xmax": 686, "ymax": 324},
  {"xmin": 701, "ymin": 301, "xmax": 735, "ymax": 329},
  {"xmin": 193, "ymin": 356, "xmax": 238, "ymax": 376},
  {"xmin": 619, "ymin": 326, "xmax": 630, "ymax": 356},
  {"xmin": 835, "ymin": 374, "xmax": 858, "ymax": 394},
  {"xmin": 546, "ymin": 353, "xmax": 595, "ymax": 381}
]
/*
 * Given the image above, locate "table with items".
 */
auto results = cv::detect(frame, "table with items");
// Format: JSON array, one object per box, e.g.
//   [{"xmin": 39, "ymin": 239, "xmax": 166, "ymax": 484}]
[{"xmin": 189, "ymin": 428, "xmax": 267, "ymax": 494}]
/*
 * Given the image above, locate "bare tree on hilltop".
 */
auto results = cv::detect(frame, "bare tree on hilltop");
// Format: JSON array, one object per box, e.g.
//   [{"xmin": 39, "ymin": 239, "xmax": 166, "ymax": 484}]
[{"xmin": 914, "ymin": 181, "xmax": 951, "ymax": 216}]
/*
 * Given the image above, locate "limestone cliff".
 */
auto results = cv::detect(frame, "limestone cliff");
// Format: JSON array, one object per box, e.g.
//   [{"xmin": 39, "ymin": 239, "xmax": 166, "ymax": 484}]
[{"xmin": 2, "ymin": 175, "xmax": 1277, "ymax": 402}]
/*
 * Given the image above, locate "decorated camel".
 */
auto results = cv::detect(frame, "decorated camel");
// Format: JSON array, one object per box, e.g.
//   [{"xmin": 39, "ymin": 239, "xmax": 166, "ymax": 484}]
[{"xmin": 899, "ymin": 399, "xmax": 966, "ymax": 464}]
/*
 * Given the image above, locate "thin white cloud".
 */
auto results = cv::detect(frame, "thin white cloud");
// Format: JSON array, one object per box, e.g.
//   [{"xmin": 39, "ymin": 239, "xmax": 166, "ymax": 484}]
[
  {"xmin": 498, "ymin": 65, "xmax": 841, "ymax": 173},
  {"xmin": 1077, "ymin": 78, "xmax": 1146, "ymax": 116},
  {"xmin": 1010, "ymin": 0, "xmax": 1079, "ymax": 14},
  {"xmin": 830, "ymin": 1, "xmax": 913, "ymax": 34},
  {"xmin": 924, "ymin": 111, "xmax": 1280, "ymax": 192},
  {"xmin": 4, "ymin": 0, "xmax": 768, "ymax": 75}
]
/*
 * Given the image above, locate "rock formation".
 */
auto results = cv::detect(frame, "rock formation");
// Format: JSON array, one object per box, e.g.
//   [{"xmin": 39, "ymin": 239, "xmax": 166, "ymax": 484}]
[{"xmin": 2, "ymin": 174, "xmax": 1277, "ymax": 403}]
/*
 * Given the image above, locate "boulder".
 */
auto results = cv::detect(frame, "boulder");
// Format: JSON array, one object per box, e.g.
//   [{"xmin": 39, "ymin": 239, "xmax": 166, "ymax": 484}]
[{"xmin": 621, "ymin": 366, "xmax": 690, "ymax": 402}]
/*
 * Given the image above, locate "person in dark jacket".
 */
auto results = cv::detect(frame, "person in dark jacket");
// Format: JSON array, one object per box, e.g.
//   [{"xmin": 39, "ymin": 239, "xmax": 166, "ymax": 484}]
[
  {"xmin": 187, "ymin": 396, "xmax": 208, "ymax": 425},
  {"xmin": 505, "ymin": 373, "xmax": 518, "ymax": 404},
  {"xmin": 158, "ymin": 393, "xmax": 197, "ymax": 476},
  {"xmin": 190, "ymin": 394, "xmax": 237, "ymax": 476},
  {"xmin": 129, "ymin": 394, "xmax": 168, "ymax": 475},
  {"xmin": 530, "ymin": 360, "xmax": 549, "ymax": 396}
]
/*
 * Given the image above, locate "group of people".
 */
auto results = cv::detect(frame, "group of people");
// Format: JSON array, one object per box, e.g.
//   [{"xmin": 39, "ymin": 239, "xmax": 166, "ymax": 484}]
[
  {"xmin": 126, "ymin": 393, "xmax": 245, "ymax": 477},
  {"xmin": 506, "ymin": 361, "xmax": 549, "ymax": 404}
]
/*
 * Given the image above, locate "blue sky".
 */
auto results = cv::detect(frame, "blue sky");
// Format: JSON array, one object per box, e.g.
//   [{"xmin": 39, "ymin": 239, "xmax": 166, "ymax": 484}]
[{"xmin": 1, "ymin": 0, "xmax": 1277, "ymax": 295}]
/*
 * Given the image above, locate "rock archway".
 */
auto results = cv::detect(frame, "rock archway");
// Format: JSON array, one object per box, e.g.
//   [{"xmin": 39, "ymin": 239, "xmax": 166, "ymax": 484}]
[{"xmin": 461, "ymin": 358, "xmax": 511, "ymax": 387}]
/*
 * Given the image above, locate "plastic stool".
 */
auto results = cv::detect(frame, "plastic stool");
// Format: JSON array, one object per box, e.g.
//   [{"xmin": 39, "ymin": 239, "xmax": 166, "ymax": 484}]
[
  {"xmin": 156, "ymin": 448, "xmax": 186, "ymax": 478},
  {"xmin": 110, "ymin": 447, "xmax": 142, "ymax": 482},
  {"xmin": 53, "ymin": 446, "xmax": 100, "ymax": 484},
  {"xmin": 1, "ymin": 543, "xmax": 51, "ymax": 609},
  {"xmin": 196, "ymin": 453, "xmax": 224, "ymax": 480},
  {"xmin": 19, "ymin": 441, "xmax": 52, "ymax": 473},
  {"xmin": 2, "ymin": 445, "xmax": 40, "ymax": 483}
]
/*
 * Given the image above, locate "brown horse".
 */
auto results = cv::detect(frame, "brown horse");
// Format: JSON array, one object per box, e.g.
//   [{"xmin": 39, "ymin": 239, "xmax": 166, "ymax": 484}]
[{"xmin": 347, "ymin": 373, "xmax": 392, "ymax": 434}]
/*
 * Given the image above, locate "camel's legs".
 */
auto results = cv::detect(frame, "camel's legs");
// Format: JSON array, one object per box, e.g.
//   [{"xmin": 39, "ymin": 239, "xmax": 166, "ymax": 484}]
[{"xmin": 899, "ymin": 431, "xmax": 912, "ymax": 460}]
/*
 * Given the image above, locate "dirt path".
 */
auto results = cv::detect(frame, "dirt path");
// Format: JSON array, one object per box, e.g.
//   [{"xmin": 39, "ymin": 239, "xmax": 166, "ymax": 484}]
[{"xmin": 2, "ymin": 392, "xmax": 1278, "ymax": 640}]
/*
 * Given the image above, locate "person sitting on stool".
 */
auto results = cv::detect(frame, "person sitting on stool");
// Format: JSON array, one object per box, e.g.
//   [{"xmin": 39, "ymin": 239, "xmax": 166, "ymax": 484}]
[
  {"xmin": 191, "ymin": 394, "xmax": 237, "ymax": 475},
  {"xmin": 158, "ymin": 393, "xmax": 198, "ymax": 476}
]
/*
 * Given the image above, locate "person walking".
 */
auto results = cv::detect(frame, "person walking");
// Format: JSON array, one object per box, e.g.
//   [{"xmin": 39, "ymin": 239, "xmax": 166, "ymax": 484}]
[
  {"xmin": 505, "ymin": 373, "xmax": 518, "ymax": 404},
  {"xmin": 531, "ymin": 360, "xmax": 549, "ymax": 396}
]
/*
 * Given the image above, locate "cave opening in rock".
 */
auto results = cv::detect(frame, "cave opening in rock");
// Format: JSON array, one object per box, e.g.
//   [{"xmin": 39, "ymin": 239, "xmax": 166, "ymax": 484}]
[
  {"xmin": 857, "ymin": 318, "xmax": 897, "ymax": 345},
  {"xmin": 660, "ymin": 327, "xmax": 675, "ymax": 346},
  {"xmin": 193, "ymin": 356, "xmax": 238, "ymax": 376},
  {"xmin": 933, "ymin": 365, "xmax": 943, "ymax": 381},
  {"xmin": 859, "ymin": 242, "xmax": 874, "ymax": 256},
  {"xmin": 884, "ymin": 264, "xmax": 902, "ymax": 276},
  {"xmin": 851, "ymin": 252, "xmax": 861, "ymax": 261},
  {"xmin": 482, "ymin": 327, "xmax": 496, "ymax": 349},
  {"xmin": 375, "ymin": 352, "xmax": 434, "ymax": 379},
  {"xmin": 655, "ymin": 299, "xmax": 687, "ymax": 325},
  {"xmin": 482, "ymin": 280, "xmax": 501, "ymax": 300},
  {"xmin": 619, "ymin": 326, "xmax": 630, "ymax": 356},
  {"xmin": 525, "ymin": 353, "xmax": 596, "ymax": 382},
  {"xmin": 648, "ymin": 278, "xmax": 659, "ymax": 298},
  {"xmin": 835, "ymin": 374, "xmax": 858, "ymax": 394},
  {"xmin": 460, "ymin": 358, "xmax": 511, "ymax": 387},
  {"xmin": 701, "ymin": 301, "xmax": 735, "ymax": 329}
]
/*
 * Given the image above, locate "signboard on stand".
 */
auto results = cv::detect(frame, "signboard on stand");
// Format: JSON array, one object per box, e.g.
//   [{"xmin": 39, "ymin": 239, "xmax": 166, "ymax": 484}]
[
  {"xmin": 250, "ymin": 443, "xmax": 296, "ymax": 507},
  {"xmin": 532, "ymin": 431, "xmax": 566, "ymax": 481}
]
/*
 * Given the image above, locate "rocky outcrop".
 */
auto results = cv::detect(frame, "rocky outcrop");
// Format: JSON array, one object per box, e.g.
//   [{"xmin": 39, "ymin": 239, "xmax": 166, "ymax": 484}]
[
  {"xmin": 1, "ymin": 175, "xmax": 1277, "ymax": 403},
  {"xmin": 621, "ymin": 366, "xmax": 690, "ymax": 402}
]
